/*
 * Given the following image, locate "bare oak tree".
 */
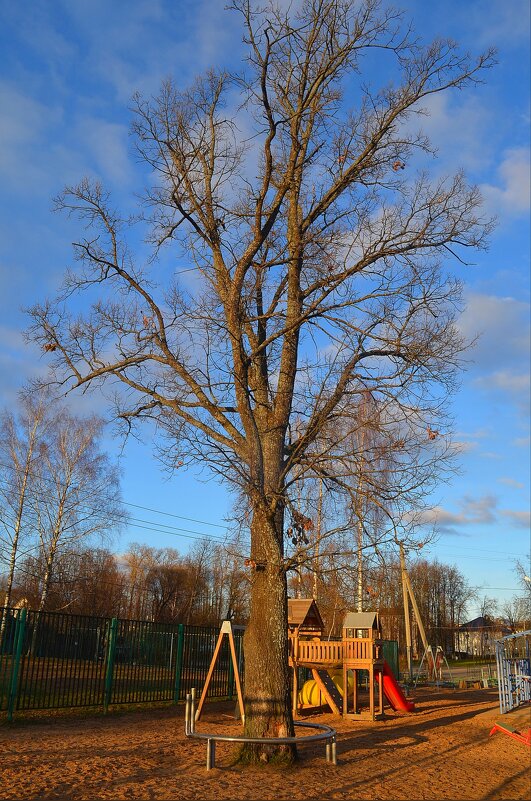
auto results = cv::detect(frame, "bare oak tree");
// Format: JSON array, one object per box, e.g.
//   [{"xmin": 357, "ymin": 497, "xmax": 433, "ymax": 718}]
[{"xmin": 28, "ymin": 0, "xmax": 494, "ymax": 761}]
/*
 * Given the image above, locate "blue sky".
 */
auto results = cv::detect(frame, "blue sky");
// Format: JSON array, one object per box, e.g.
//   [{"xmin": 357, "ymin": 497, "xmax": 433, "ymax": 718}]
[{"xmin": 1, "ymin": 0, "xmax": 529, "ymax": 618}]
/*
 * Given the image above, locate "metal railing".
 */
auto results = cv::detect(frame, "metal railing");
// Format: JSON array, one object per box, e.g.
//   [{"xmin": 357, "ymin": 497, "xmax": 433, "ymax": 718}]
[
  {"xmin": 185, "ymin": 688, "xmax": 337, "ymax": 770},
  {"xmin": 495, "ymin": 630, "xmax": 531, "ymax": 714}
]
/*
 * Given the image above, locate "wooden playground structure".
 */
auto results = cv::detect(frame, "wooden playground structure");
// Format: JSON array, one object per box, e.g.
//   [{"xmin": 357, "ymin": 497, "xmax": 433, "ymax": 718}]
[{"xmin": 288, "ymin": 599, "xmax": 414, "ymax": 720}]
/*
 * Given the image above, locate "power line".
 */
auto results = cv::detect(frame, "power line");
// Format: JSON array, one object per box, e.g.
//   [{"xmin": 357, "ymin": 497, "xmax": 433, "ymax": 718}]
[
  {"xmin": 122, "ymin": 501, "xmax": 227, "ymax": 529},
  {"xmin": 424, "ymin": 553, "xmax": 523, "ymax": 564},
  {"xmin": 436, "ymin": 545, "xmax": 528, "ymax": 557},
  {"xmin": 0, "ymin": 459, "xmax": 527, "ymax": 571},
  {"xmin": 0, "ymin": 476, "xmax": 232, "ymax": 546},
  {"xmin": 471, "ymin": 586, "xmax": 529, "ymax": 592},
  {"xmin": 0, "ymin": 465, "xmax": 240, "ymax": 553}
]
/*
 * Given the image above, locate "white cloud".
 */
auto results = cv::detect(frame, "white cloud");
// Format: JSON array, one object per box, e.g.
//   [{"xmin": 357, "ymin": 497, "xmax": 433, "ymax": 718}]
[
  {"xmin": 474, "ymin": 370, "xmax": 530, "ymax": 416},
  {"xmin": 78, "ymin": 119, "xmax": 132, "ymax": 187},
  {"xmin": 420, "ymin": 494, "xmax": 498, "ymax": 529},
  {"xmin": 466, "ymin": 0, "xmax": 531, "ymax": 48},
  {"xmin": 476, "ymin": 371, "xmax": 530, "ymax": 394},
  {"xmin": 501, "ymin": 509, "xmax": 531, "ymax": 529},
  {"xmin": 498, "ymin": 477, "xmax": 524, "ymax": 490},
  {"xmin": 457, "ymin": 294, "xmax": 530, "ymax": 413},
  {"xmin": 455, "ymin": 427, "xmax": 491, "ymax": 440},
  {"xmin": 420, "ymin": 497, "xmax": 531, "ymax": 536},
  {"xmin": 451, "ymin": 441, "xmax": 480, "ymax": 455},
  {"xmin": 0, "ymin": 82, "xmax": 63, "ymax": 188},
  {"xmin": 458, "ymin": 293, "xmax": 530, "ymax": 365},
  {"xmin": 415, "ymin": 92, "xmax": 493, "ymax": 173},
  {"xmin": 480, "ymin": 148, "xmax": 531, "ymax": 217}
]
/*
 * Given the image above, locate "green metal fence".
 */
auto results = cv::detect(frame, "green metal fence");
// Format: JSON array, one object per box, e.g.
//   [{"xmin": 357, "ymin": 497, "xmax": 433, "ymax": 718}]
[
  {"xmin": 0, "ymin": 607, "xmax": 243, "ymax": 719},
  {"xmin": 382, "ymin": 639, "xmax": 399, "ymax": 679}
]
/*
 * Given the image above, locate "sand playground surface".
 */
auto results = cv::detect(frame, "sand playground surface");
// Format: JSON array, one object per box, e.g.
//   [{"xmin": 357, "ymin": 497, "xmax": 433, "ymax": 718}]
[{"xmin": 1, "ymin": 687, "xmax": 530, "ymax": 800}]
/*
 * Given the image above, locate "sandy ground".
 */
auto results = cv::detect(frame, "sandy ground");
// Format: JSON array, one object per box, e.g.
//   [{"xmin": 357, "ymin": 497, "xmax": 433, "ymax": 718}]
[{"xmin": 1, "ymin": 688, "xmax": 530, "ymax": 800}]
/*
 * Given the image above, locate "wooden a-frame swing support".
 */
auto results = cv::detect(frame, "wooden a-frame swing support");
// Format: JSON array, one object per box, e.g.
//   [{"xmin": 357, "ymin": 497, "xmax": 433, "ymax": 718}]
[
  {"xmin": 399, "ymin": 542, "xmax": 428, "ymax": 681},
  {"xmin": 194, "ymin": 620, "xmax": 245, "ymax": 723},
  {"xmin": 399, "ymin": 543, "xmax": 454, "ymax": 685}
]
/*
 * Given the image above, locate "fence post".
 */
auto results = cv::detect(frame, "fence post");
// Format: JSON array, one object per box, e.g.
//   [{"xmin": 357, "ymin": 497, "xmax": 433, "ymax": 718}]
[
  {"xmin": 173, "ymin": 624, "xmax": 185, "ymax": 703},
  {"xmin": 7, "ymin": 608, "xmax": 27, "ymax": 722},
  {"xmin": 104, "ymin": 617, "xmax": 117, "ymax": 714}
]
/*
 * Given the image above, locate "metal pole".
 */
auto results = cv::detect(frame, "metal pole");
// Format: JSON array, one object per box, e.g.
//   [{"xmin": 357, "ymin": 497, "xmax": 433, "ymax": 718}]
[
  {"xmin": 357, "ymin": 517, "xmax": 364, "ymax": 613},
  {"xmin": 206, "ymin": 739, "xmax": 216, "ymax": 770},
  {"xmin": 313, "ymin": 479, "xmax": 322, "ymax": 600},
  {"xmin": 103, "ymin": 617, "xmax": 117, "ymax": 714},
  {"xmin": 173, "ymin": 623, "xmax": 185, "ymax": 703},
  {"xmin": 7, "ymin": 608, "xmax": 27, "ymax": 722}
]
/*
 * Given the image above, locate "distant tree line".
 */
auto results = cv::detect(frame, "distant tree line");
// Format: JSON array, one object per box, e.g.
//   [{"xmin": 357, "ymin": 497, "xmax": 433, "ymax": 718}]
[{"xmin": 6, "ymin": 541, "xmax": 250, "ymax": 626}]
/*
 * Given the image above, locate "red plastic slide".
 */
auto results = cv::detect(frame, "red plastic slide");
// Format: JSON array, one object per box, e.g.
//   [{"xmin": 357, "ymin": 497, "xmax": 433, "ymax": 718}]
[{"xmin": 382, "ymin": 659, "xmax": 415, "ymax": 712}]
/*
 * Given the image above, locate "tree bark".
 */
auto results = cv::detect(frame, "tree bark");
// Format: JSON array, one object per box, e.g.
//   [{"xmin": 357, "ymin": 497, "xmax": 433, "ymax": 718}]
[{"xmin": 241, "ymin": 499, "xmax": 295, "ymax": 763}]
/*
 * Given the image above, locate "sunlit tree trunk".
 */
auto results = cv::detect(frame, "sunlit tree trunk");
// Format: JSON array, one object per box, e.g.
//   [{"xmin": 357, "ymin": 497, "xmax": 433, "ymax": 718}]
[{"xmin": 241, "ymin": 500, "xmax": 294, "ymax": 761}]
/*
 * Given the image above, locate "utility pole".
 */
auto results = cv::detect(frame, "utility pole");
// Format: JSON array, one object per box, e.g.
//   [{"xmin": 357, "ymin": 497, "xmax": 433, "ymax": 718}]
[
  {"xmin": 399, "ymin": 541, "xmax": 430, "ymax": 680},
  {"xmin": 399, "ymin": 542, "xmax": 413, "ymax": 680}
]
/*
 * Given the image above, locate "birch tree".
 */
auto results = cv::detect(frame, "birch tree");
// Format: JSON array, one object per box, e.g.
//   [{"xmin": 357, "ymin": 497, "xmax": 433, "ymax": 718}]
[
  {"xmin": 28, "ymin": 0, "xmax": 494, "ymax": 761},
  {"xmin": 0, "ymin": 398, "xmax": 44, "ymax": 617},
  {"xmin": 31, "ymin": 412, "xmax": 123, "ymax": 616},
  {"xmin": 0, "ymin": 395, "xmax": 52, "ymax": 642}
]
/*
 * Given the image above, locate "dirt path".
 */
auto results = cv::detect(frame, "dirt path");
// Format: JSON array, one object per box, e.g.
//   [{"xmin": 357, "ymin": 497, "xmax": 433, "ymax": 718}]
[{"xmin": 1, "ymin": 688, "xmax": 529, "ymax": 800}]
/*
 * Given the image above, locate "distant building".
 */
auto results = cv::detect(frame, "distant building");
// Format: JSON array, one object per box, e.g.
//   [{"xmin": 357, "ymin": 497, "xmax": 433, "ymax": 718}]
[{"xmin": 454, "ymin": 616, "xmax": 511, "ymax": 657}]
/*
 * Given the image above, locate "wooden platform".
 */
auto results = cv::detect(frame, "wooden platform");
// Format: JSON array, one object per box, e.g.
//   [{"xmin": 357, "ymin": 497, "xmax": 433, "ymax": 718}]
[{"xmin": 289, "ymin": 638, "xmax": 381, "ymax": 667}]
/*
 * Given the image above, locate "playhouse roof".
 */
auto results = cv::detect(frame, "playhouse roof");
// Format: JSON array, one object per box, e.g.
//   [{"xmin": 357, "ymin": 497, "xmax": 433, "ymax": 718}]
[
  {"xmin": 287, "ymin": 598, "xmax": 324, "ymax": 632},
  {"xmin": 342, "ymin": 611, "xmax": 379, "ymax": 630}
]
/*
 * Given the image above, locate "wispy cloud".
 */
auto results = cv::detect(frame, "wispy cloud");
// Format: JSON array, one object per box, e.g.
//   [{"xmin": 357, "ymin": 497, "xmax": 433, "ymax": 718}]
[
  {"xmin": 498, "ymin": 477, "xmax": 524, "ymax": 490},
  {"xmin": 420, "ymin": 495, "xmax": 531, "ymax": 535},
  {"xmin": 416, "ymin": 92, "xmax": 493, "ymax": 173},
  {"xmin": 77, "ymin": 118, "xmax": 131, "ymax": 186},
  {"xmin": 466, "ymin": 0, "xmax": 531, "ymax": 48},
  {"xmin": 480, "ymin": 147, "xmax": 531, "ymax": 217},
  {"xmin": 475, "ymin": 370, "xmax": 530, "ymax": 395},
  {"xmin": 501, "ymin": 509, "xmax": 531, "ymax": 529},
  {"xmin": 419, "ymin": 494, "xmax": 498, "ymax": 530},
  {"xmin": 473, "ymin": 370, "xmax": 530, "ymax": 417},
  {"xmin": 0, "ymin": 81, "xmax": 63, "ymax": 190},
  {"xmin": 458, "ymin": 293, "xmax": 530, "ymax": 364},
  {"xmin": 451, "ymin": 440, "xmax": 479, "ymax": 455},
  {"xmin": 457, "ymin": 293, "xmax": 530, "ymax": 414}
]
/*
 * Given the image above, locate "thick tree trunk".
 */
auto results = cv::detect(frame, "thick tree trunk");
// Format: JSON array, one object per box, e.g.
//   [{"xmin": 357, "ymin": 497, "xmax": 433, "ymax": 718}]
[{"xmin": 240, "ymin": 500, "xmax": 296, "ymax": 764}]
